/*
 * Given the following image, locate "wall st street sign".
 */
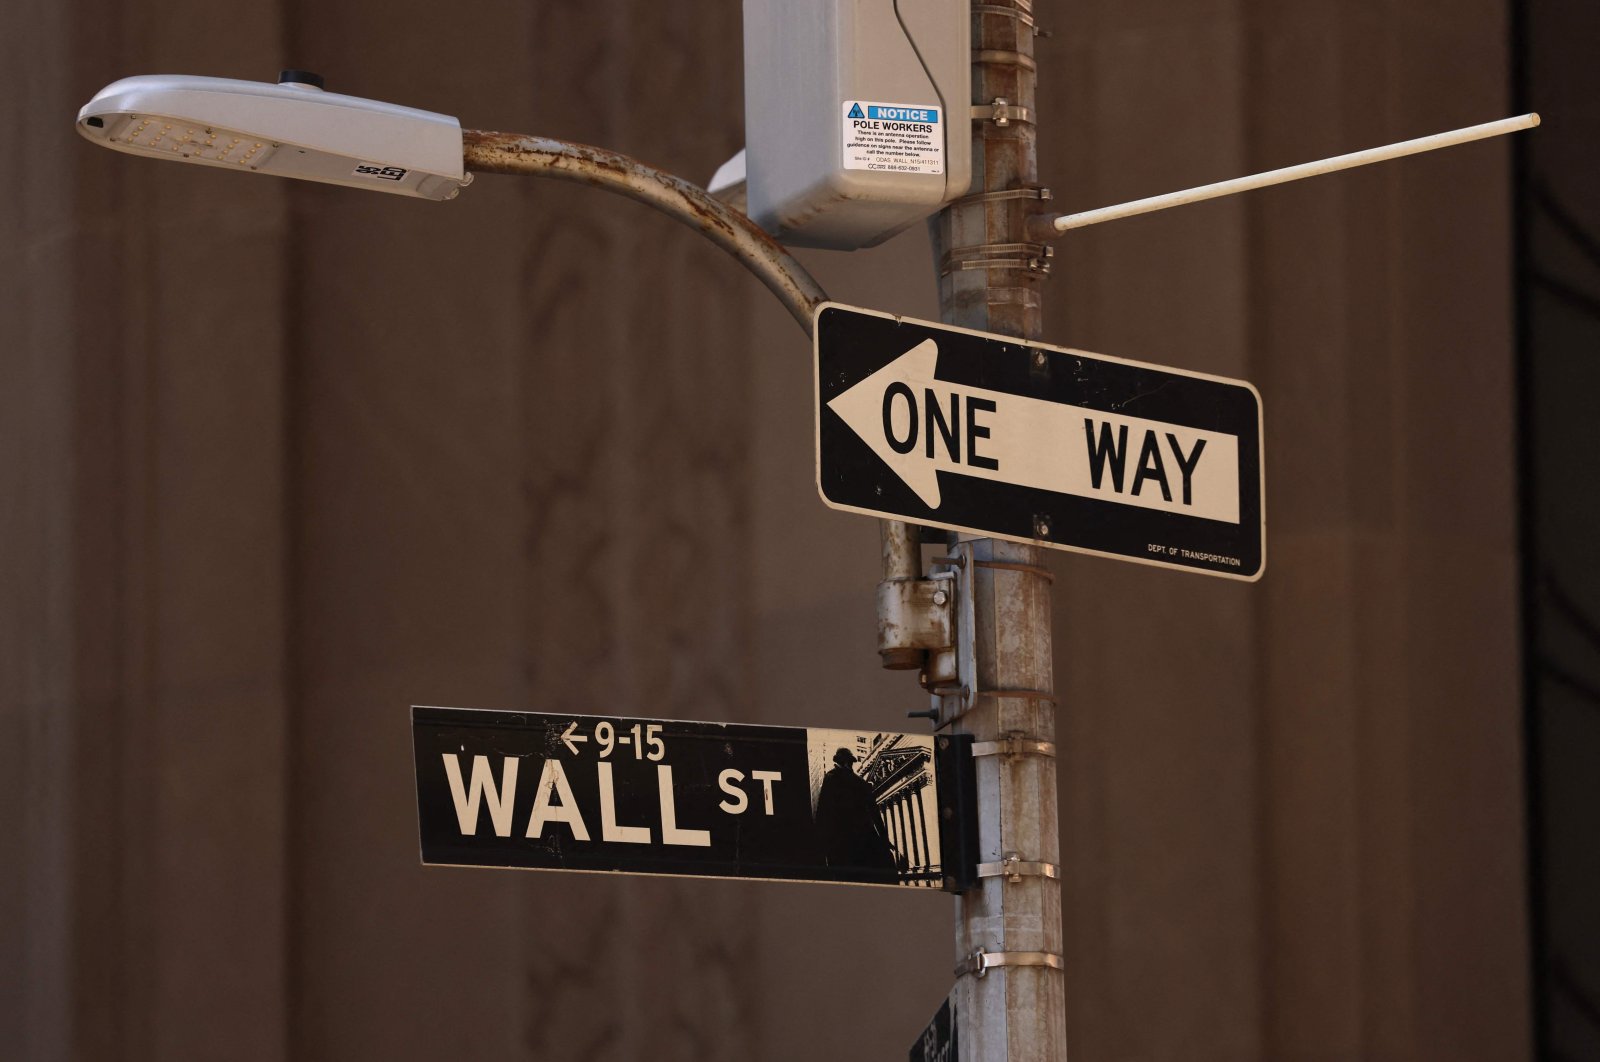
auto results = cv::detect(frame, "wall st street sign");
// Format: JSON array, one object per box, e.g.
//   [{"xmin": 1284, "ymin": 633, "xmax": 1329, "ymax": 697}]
[
  {"xmin": 413, "ymin": 706, "xmax": 976, "ymax": 889},
  {"xmin": 814, "ymin": 303, "xmax": 1266, "ymax": 580}
]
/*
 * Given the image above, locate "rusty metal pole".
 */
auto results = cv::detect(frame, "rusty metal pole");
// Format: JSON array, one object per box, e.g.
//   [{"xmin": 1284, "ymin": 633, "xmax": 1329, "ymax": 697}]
[{"xmin": 930, "ymin": 0, "xmax": 1067, "ymax": 1058}]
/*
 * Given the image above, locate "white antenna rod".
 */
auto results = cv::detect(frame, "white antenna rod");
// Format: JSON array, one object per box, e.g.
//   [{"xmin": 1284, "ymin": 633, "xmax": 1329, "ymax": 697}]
[{"xmin": 1038, "ymin": 113, "xmax": 1540, "ymax": 235}]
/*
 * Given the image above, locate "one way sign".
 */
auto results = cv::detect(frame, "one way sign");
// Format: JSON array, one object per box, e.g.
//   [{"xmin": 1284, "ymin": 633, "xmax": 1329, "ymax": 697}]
[{"xmin": 814, "ymin": 303, "xmax": 1265, "ymax": 580}]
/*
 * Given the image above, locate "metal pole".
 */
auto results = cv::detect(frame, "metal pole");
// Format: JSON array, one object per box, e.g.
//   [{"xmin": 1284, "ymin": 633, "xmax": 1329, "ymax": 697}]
[{"xmin": 930, "ymin": 0, "xmax": 1067, "ymax": 1057}]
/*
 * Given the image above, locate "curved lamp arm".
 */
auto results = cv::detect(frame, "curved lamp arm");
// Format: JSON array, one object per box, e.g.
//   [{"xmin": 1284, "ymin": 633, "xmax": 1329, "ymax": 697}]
[
  {"xmin": 462, "ymin": 129, "xmax": 828, "ymax": 336},
  {"xmin": 463, "ymin": 130, "xmax": 922, "ymax": 623}
]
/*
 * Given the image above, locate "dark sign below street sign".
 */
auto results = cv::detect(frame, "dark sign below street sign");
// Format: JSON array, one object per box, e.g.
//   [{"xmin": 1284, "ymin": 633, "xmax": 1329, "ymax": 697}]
[
  {"xmin": 909, "ymin": 995, "xmax": 958, "ymax": 1062},
  {"xmin": 413, "ymin": 706, "xmax": 976, "ymax": 890},
  {"xmin": 815, "ymin": 303, "xmax": 1265, "ymax": 580}
]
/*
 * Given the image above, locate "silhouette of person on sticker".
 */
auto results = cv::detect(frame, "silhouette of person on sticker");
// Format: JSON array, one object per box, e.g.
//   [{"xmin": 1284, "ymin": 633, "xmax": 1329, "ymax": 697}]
[{"xmin": 814, "ymin": 747, "xmax": 899, "ymax": 882}]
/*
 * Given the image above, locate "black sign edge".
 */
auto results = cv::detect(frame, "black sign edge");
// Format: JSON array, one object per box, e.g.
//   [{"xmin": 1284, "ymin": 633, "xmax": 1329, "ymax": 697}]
[
  {"xmin": 411, "ymin": 857, "xmax": 953, "ymax": 893},
  {"xmin": 412, "ymin": 702, "xmax": 811, "ymax": 737},
  {"xmin": 814, "ymin": 300, "xmax": 1267, "ymax": 391},
  {"xmin": 810, "ymin": 301, "xmax": 1267, "ymax": 583},
  {"xmin": 934, "ymin": 733, "xmax": 979, "ymax": 892},
  {"xmin": 410, "ymin": 704, "xmax": 427, "ymax": 867}
]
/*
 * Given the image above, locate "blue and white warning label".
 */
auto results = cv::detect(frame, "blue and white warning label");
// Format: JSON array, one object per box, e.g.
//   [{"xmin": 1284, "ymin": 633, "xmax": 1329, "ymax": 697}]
[{"xmin": 842, "ymin": 100, "xmax": 944, "ymax": 175}]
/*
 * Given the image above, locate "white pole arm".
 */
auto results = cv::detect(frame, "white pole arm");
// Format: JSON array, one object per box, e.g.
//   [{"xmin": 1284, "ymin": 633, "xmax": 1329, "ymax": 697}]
[{"xmin": 1034, "ymin": 112, "xmax": 1540, "ymax": 237}]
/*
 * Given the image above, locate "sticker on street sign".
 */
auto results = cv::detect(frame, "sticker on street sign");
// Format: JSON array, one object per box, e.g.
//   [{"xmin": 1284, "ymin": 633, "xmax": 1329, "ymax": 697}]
[
  {"xmin": 909, "ymin": 994, "xmax": 958, "ymax": 1062},
  {"xmin": 814, "ymin": 303, "xmax": 1265, "ymax": 580},
  {"xmin": 413, "ymin": 706, "xmax": 974, "ymax": 889}
]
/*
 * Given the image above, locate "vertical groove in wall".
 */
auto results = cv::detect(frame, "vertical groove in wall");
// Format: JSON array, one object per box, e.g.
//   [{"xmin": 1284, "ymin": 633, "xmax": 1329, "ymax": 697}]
[
  {"xmin": 65, "ymin": 0, "xmax": 135, "ymax": 1054},
  {"xmin": 119, "ymin": 43, "xmax": 163, "ymax": 1062},
  {"xmin": 279, "ymin": 5, "xmax": 306, "ymax": 1052},
  {"xmin": 515, "ymin": 4, "xmax": 629, "ymax": 1056},
  {"xmin": 1238, "ymin": 2, "xmax": 1272, "ymax": 1057},
  {"xmin": 1508, "ymin": 0, "xmax": 1546, "ymax": 1054},
  {"xmin": 610, "ymin": 7, "xmax": 640, "ymax": 1055},
  {"xmin": 279, "ymin": 214, "xmax": 304, "ymax": 1062},
  {"xmin": 280, "ymin": 6, "xmax": 304, "ymax": 1042}
]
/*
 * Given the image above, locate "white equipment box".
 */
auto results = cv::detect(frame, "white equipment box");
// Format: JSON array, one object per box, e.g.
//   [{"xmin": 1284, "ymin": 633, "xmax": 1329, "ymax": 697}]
[{"xmin": 742, "ymin": 0, "xmax": 971, "ymax": 250}]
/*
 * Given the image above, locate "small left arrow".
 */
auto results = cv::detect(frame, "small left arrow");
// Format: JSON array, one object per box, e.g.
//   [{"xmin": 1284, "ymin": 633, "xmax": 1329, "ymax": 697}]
[{"xmin": 560, "ymin": 721, "xmax": 588, "ymax": 755}]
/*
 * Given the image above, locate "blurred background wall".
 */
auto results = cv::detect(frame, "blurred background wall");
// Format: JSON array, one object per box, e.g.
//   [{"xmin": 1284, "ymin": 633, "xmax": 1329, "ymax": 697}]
[
  {"xmin": 1520, "ymin": 0, "xmax": 1600, "ymax": 1057},
  {"xmin": 2, "ymin": 0, "xmax": 1542, "ymax": 1059}
]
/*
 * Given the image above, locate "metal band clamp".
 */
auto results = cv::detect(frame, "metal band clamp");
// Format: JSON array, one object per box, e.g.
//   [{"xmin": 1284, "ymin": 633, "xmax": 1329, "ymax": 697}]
[
  {"xmin": 973, "ymin": 49, "xmax": 1038, "ymax": 72},
  {"xmin": 955, "ymin": 946, "xmax": 1065, "ymax": 979},
  {"xmin": 971, "ymin": 98, "xmax": 1035, "ymax": 127},
  {"xmin": 976, "ymin": 853, "xmax": 1060, "ymax": 883},
  {"xmin": 939, "ymin": 242, "xmax": 1053, "ymax": 277},
  {"xmin": 948, "ymin": 186, "xmax": 1053, "ymax": 209},
  {"xmin": 971, "ymin": 734, "xmax": 1056, "ymax": 759},
  {"xmin": 972, "ymin": 4, "xmax": 1036, "ymax": 29}
]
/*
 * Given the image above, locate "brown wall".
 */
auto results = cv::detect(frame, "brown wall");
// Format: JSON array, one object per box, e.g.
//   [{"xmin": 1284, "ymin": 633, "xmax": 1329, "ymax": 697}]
[{"xmin": 3, "ymin": 0, "xmax": 1529, "ymax": 1059}]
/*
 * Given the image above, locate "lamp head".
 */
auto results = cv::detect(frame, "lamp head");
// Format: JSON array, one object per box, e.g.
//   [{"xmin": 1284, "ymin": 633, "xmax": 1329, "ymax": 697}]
[{"xmin": 76, "ymin": 72, "xmax": 472, "ymax": 201}]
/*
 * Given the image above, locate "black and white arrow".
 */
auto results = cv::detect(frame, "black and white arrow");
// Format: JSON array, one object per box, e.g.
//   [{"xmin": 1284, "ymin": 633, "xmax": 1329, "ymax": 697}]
[
  {"xmin": 559, "ymin": 721, "xmax": 588, "ymax": 755},
  {"xmin": 826, "ymin": 338, "xmax": 1242, "ymax": 523}
]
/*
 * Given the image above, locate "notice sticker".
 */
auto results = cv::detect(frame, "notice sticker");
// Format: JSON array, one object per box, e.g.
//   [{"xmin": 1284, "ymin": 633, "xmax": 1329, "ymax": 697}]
[{"xmin": 842, "ymin": 101, "xmax": 944, "ymax": 176}]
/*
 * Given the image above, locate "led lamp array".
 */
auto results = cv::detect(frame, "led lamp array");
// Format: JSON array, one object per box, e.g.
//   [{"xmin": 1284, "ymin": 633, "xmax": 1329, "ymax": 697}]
[{"xmin": 117, "ymin": 116, "xmax": 276, "ymax": 168}]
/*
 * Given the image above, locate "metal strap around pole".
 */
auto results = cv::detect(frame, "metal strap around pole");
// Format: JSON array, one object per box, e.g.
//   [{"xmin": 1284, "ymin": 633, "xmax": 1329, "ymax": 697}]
[
  {"xmin": 939, "ymin": 241, "xmax": 1053, "ymax": 277},
  {"xmin": 948, "ymin": 186, "xmax": 1053, "ymax": 208},
  {"xmin": 955, "ymin": 947, "xmax": 1065, "ymax": 979},
  {"xmin": 971, "ymin": 735, "xmax": 1056, "ymax": 759},
  {"xmin": 972, "ymin": 3, "xmax": 1036, "ymax": 29},
  {"xmin": 971, "ymin": 100, "xmax": 1035, "ymax": 126},
  {"xmin": 974, "ymin": 49, "xmax": 1036, "ymax": 71},
  {"xmin": 976, "ymin": 854, "xmax": 1061, "ymax": 883}
]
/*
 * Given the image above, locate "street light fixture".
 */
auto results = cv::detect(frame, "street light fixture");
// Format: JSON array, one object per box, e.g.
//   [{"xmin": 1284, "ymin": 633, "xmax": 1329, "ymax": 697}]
[
  {"xmin": 76, "ymin": 71, "xmax": 472, "ymax": 201},
  {"xmin": 75, "ymin": 71, "xmax": 829, "ymax": 332}
]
